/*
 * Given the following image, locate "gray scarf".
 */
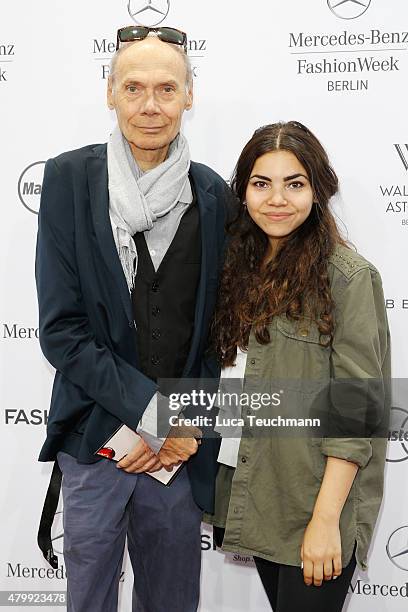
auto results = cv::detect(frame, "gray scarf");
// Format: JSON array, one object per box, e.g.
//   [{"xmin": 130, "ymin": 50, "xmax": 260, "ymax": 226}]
[{"xmin": 107, "ymin": 124, "xmax": 191, "ymax": 292}]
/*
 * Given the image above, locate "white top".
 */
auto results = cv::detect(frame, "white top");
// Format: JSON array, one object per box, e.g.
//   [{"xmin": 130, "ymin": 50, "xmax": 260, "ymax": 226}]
[{"xmin": 216, "ymin": 348, "xmax": 248, "ymax": 468}]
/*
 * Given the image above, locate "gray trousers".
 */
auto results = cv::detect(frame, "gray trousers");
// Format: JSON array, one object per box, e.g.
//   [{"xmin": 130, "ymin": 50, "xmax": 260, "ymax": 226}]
[{"xmin": 57, "ymin": 452, "xmax": 203, "ymax": 612}]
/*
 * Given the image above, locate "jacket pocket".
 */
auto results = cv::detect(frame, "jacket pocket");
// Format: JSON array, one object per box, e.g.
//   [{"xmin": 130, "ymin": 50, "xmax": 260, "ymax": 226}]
[
  {"xmin": 274, "ymin": 316, "xmax": 330, "ymax": 393},
  {"xmin": 276, "ymin": 315, "xmax": 322, "ymax": 344}
]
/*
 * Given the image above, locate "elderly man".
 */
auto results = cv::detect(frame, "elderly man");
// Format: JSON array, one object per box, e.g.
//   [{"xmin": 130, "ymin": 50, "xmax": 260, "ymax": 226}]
[{"xmin": 36, "ymin": 26, "xmax": 230, "ymax": 612}]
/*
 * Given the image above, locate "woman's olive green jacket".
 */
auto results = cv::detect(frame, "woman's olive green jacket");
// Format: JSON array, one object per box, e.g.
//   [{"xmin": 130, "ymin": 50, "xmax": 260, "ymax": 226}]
[{"xmin": 205, "ymin": 245, "xmax": 390, "ymax": 571}]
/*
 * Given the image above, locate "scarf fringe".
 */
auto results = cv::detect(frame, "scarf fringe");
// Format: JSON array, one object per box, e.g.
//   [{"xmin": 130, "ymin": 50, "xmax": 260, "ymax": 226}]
[{"xmin": 119, "ymin": 246, "xmax": 136, "ymax": 293}]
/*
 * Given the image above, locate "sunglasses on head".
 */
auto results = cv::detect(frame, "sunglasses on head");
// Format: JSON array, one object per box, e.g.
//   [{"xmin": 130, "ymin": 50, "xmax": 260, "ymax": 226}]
[{"xmin": 116, "ymin": 26, "xmax": 188, "ymax": 53}]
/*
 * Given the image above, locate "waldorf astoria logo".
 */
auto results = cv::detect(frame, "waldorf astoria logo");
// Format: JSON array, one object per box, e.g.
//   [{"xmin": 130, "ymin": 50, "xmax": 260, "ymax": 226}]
[
  {"xmin": 395, "ymin": 144, "xmax": 408, "ymax": 171},
  {"xmin": 327, "ymin": 0, "xmax": 372, "ymax": 20},
  {"xmin": 18, "ymin": 161, "xmax": 45, "ymax": 215},
  {"xmin": 128, "ymin": 0, "xmax": 170, "ymax": 27},
  {"xmin": 379, "ymin": 144, "xmax": 408, "ymax": 225}
]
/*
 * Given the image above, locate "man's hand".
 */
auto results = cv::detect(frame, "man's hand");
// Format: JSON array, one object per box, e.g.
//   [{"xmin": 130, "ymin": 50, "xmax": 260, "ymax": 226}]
[
  {"xmin": 158, "ymin": 423, "xmax": 202, "ymax": 468},
  {"xmin": 117, "ymin": 436, "xmax": 163, "ymax": 474}
]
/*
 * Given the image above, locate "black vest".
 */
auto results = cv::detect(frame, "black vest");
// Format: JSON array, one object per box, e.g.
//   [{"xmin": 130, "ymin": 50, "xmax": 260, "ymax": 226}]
[{"xmin": 132, "ymin": 195, "xmax": 201, "ymax": 383}]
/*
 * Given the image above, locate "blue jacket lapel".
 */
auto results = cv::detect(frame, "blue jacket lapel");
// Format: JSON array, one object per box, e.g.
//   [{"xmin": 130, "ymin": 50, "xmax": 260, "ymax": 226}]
[{"xmin": 87, "ymin": 144, "xmax": 133, "ymax": 324}]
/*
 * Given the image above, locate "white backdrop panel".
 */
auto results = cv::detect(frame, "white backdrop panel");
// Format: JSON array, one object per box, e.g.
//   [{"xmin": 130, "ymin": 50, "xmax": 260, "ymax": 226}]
[{"xmin": 1, "ymin": 1, "xmax": 407, "ymax": 610}]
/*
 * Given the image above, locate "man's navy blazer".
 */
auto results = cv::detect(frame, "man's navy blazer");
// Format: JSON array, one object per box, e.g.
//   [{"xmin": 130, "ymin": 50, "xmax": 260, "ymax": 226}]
[{"xmin": 36, "ymin": 142, "xmax": 231, "ymax": 513}]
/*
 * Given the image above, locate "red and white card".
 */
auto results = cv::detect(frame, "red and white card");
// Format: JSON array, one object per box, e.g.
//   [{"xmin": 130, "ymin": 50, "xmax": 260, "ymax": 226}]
[{"xmin": 96, "ymin": 424, "xmax": 182, "ymax": 485}]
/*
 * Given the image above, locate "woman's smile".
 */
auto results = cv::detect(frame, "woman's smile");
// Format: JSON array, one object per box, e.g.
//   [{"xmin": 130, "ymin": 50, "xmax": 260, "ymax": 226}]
[{"xmin": 263, "ymin": 211, "xmax": 294, "ymax": 221}]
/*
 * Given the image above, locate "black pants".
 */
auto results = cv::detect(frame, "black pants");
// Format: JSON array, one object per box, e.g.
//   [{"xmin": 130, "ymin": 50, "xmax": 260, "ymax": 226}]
[
  {"xmin": 254, "ymin": 553, "xmax": 356, "ymax": 612},
  {"xmin": 214, "ymin": 527, "xmax": 356, "ymax": 612}
]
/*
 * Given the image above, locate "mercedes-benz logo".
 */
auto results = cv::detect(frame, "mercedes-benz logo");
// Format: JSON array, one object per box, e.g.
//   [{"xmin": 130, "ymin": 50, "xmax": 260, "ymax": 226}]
[
  {"xmin": 386, "ymin": 526, "xmax": 408, "ymax": 571},
  {"xmin": 387, "ymin": 407, "xmax": 408, "ymax": 463},
  {"xmin": 327, "ymin": 0, "xmax": 372, "ymax": 20},
  {"xmin": 128, "ymin": 0, "xmax": 170, "ymax": 27},
  {"xmin": 51, "ymin": 510, "xmax": 64, "ymax": 556}
]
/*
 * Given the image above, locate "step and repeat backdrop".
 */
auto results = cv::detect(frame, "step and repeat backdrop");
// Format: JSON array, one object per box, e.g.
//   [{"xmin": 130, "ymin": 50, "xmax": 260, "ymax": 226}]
[{"xmin": 1, "ymin": 0, "xmax": 407, "ymax": 610}]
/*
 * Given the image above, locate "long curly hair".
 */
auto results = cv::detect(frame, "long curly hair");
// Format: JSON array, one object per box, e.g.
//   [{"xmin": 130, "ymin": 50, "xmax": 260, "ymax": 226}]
[{"xmin": 212, "ymin": 121, "xmax": 347, "ymax": 367}]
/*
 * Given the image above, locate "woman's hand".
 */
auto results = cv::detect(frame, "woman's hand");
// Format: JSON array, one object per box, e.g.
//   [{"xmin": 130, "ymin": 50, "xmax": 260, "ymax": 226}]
[
  {"xmin": 300, "ymin": 456, "xmax": 359, "ymax": 586},
  {"xmin": 300, "ymin": 513, "xmax": 342, "ymax": 587}
]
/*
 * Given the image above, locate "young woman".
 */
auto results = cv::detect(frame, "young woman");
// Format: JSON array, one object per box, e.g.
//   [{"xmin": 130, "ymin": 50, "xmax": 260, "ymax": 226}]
[{"xmin": 208, "ymin": 122, "xmax": 390, "ymax": 612}]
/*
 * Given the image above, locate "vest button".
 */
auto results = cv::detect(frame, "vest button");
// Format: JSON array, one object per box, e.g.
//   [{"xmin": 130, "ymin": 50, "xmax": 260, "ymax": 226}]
[
  {"xmin": 151, "ymin": 281, "xmax": 159, "ymax": 292},
  {"xmin": 152, "ymin": 330, "xmax": 161, "ymax": 340},
  {"xmin": 152, "ymin": 306, "xmax": 160, "ymax": 316},
  {"xmin": 151, "ymin": 356, "xmax": 160, "ymax": 366}
]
